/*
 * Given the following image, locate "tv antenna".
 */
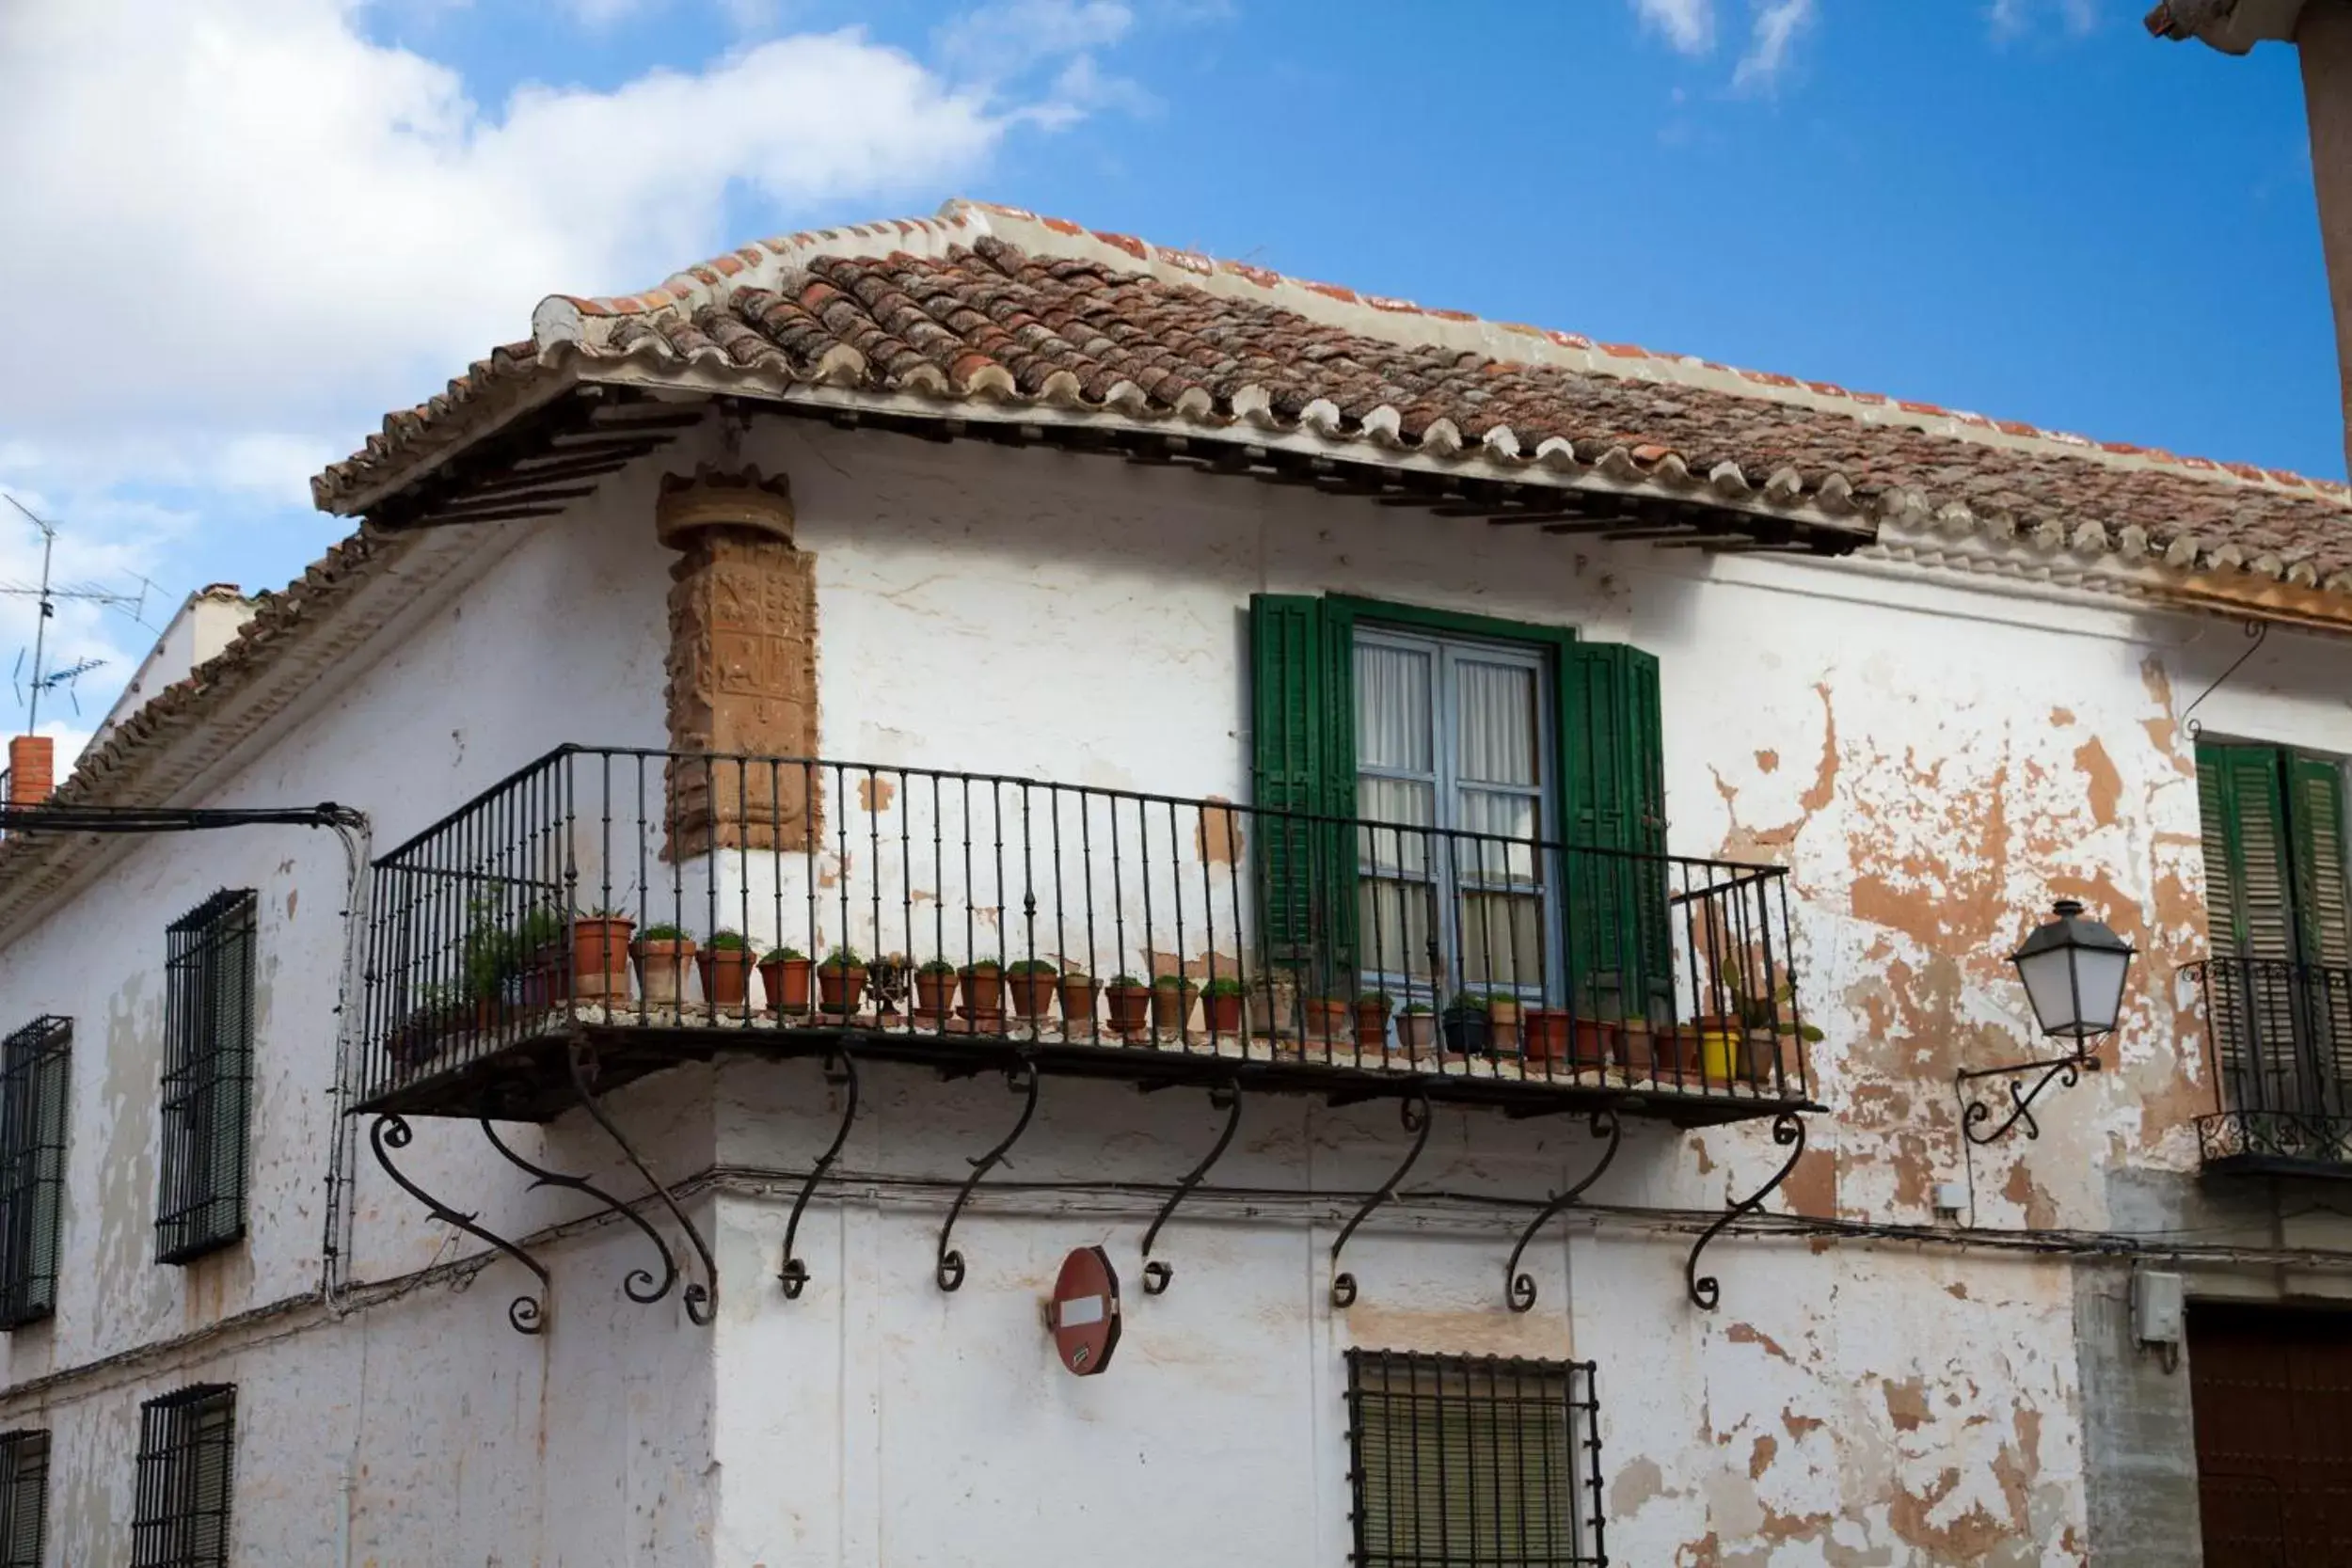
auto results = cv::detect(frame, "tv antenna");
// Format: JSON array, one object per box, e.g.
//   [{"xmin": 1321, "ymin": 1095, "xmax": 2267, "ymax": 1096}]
[{"xmin": 0, "ymin": 494, "xmax": 154, "ymax": 733}]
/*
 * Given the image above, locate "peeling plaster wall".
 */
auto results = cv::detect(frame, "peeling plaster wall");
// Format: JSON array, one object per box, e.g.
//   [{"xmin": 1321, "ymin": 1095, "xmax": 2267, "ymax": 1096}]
[{"xmin": 6, "ymin": 410, "xmax": 2351, "ymax": 1562}]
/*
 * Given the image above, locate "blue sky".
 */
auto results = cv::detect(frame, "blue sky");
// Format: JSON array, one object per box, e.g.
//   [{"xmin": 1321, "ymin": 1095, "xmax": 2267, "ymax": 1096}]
[{"xmin": 0, "ymin": 0, "xmax": 2331, "ymax": 750}]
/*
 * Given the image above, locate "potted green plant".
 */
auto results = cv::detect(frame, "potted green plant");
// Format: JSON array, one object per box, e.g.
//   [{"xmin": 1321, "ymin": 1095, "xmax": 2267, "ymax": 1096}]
[
  {"xmin": 572, "ymin": 909, "xmax": 634, "ymax": 1001},
  {"xmin": 1151, "ymin": 973, "xmax": 1198, "ymax": 1034},
  {"xmin": 1485, "ymin": 992, "xmax": 1524, "ymax": 1054},
  {"xmin": 1441, "ymin": 991, "xmax": 1490, "ymax": 1055},
  {"xmin": 1007, "ymin": 958, "xmax": 1059, "ymax": 1021},
  {"xmin": 633, "ymin": 924, "xmax": 696, "ymax": 1006},
  {"xmin": 1352, "ymin": 990, "xmax": 1393, "ymax": 1051},
  {"xmin": 1395, "ymin": 1001, "xmax": 1438, "ymax": 1055},
  {"xmin": 389, "ymin": 982, "xmax": 464, "ymax": 1072},
  {"xmin": 818, "ymin": 947, "xmax": 867, "ymax": 1013},
  {"xmin": 1732, "ymin": 980, "xmax": 1824, "ymax": 1085},
  {"xmin": 1057, "ymin": 967, "xmax": 1100, "ymax": 1031},
  {"xmin": 1201, "ymin": 974, "xmax": 1247, "ymax": 1036},
  {"xmin": 960, "ymin": 958, "xmax": 1006, "ymax": 1018},
  {"xmin": 759, "ymin": 946, "xmax": 813, "ymax": 1014},
  {"xmin": 914, "ymin": 958, "xmax": 958, "ymax": 1018},
  {"xmin": 1105, "ymin": 974, "xmax": 1152, "ymax": 1035},
  {"xmin": 698, "ymin": 929, "xmax": 755, "ymax": 1008}
]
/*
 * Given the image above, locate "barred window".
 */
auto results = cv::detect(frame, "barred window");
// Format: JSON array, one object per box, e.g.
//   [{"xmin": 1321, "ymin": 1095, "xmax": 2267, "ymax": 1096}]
[
  {"xmin": 157, "ymin": 892, "xmax": 257, "ymax": 1265},
  {"xmin": 1343, "ymin": 1351, "xmax": 1605, "ymax": 1568},
  {"xmin": 0, "ymin": 1018, "xmax": 69, "ymax": 1328},
  {"xmin": 131, "ymin": 1385, "xmax": 235, "ymax": 1568},
  {"xmin": 0, "ymin": 1429, "xmax": 48, "ymax": 1568}
]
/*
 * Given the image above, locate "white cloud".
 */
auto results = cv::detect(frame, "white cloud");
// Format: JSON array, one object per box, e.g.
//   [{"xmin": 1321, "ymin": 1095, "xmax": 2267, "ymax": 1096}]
[
  {"xmin": 1632, "ymin": 0, "xmax": 1716, "ymax": 55},
  {"xmin": 1991, "ymin": 0, "xmax": 2102, "ymax": 37},
  {"xmin": 1734, "ymin": 0, "xmax": 1816, "ymax": 88},
  {"xmin": 937, "ymin": 0, "xmax": 1135, "ymax": 77}
]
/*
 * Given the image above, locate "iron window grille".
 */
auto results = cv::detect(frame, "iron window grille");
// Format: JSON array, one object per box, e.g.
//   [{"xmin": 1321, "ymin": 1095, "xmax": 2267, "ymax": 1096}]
[
  {"xmin": 0, "ymin": 1019, "xmax": 69, "ymax": 1328},
  {"xmin": 1344, "ymin": 1350, "xmax": 1606, "ymax": 1568},
  {"xmin": 131, "ymin": 1385, "xmax": 235, "ymax": 1568},
  {"xmin": 0, "ymin": 1430, "xmax": 47, "ymax": 1568},
  {"xmin": 157, "ymin": 892, "xmax": 257, "ymax": 1265}
]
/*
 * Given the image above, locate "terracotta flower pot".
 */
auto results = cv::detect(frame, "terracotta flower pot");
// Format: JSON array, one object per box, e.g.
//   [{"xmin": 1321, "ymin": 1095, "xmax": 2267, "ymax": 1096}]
[
  {"xmin": 1523, "ymin": 1007, "xmax": 1571, "ymax": 1063},
  {"xmin": 1395, "ymin": 1012, "xmax": 1437, "ymax": 1055},
  {"xmin": 759, "ymin": 956, "xmax": 813, "ymax": 1015},
  {"xmin": 1007, "ymin": 970, "xmax": 1057, "ymax": 1020},
  {"xmin": 697, "ymin": 947, "xmax": 754, "ymax": 1009},
  {"xmin": 1106, "ymin": 983, "xmax": 1152, "ymax": 1035},
  {"xmin": 914, "ymin": 968, "xmax": 958, "ymax": 1018},
  {"xmin": 818, "ymin": 963, "xmax": 867, "ymax": 1014},
  {"xmin": 1353, "ymin": 999, "xmax": 1392, "ymax": 1051},
  {"xmin": 1151, "ymin": 982, "xmax": 1197, "ymax": 1034},
  {"xmin": 572, "ymin": 915, "xmax": 634, "ymax": 1000},
  {"xmin": 633, "ymin": 938, "xmax": 696, "ymax": 1006},
  {"xmin": 1568, "ymin": 1017, "xmax": 1619, "ymax": 1071},
  {"xmin": 960, "ymin": 966, "xmax": 1006, "ymax": 1016},
  {"xmin": 1202, "ymin": 989, "xmax": 1244, "ymax": 1036},
  {"xmin": 1303, "ymin": 997, "xmax": 1350, "ymax": 1044},
  {"xmin": 1486, "ymin": 999, "xmax": 1523, "ymax": 1055},
  {"xmin": 519, "ymin": 944, "xmax": 570, "ymax": 1011},
  {"xmin": 1057, "ymin": 974, "xmax": 1100, "ymax": 1032}
]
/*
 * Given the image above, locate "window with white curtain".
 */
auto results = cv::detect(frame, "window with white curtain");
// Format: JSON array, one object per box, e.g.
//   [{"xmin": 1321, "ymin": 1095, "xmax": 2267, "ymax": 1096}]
[{"xmin": 1354, "ymin": 626, "xmax": 1551, "ymax": 999}]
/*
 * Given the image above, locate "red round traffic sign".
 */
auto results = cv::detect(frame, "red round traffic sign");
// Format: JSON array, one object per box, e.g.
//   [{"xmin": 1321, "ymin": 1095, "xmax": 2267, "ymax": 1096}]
[{"xmin": 1045, "ymin": 1245, "xmax": 1121, "ymax": 1376}]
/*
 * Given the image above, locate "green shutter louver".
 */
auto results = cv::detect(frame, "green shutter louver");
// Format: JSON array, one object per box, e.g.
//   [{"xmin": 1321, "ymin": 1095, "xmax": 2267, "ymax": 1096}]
[
  {"xmin": 1560, "ymin": 643, "xmax": 1669, "ymax": 1015},
  {"xmin": 2197, "ymin": 741, "xmax": 2296, "ymax": 961},
  {"xmin": 1249, "ymin": 595, "xmax": 1357, "ymax": 967}
]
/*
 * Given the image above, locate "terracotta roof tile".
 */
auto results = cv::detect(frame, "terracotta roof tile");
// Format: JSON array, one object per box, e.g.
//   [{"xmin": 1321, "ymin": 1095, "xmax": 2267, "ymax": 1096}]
[{"xmin": 312, "ymin": 198, "xmax": 2352, "ymax": 591}]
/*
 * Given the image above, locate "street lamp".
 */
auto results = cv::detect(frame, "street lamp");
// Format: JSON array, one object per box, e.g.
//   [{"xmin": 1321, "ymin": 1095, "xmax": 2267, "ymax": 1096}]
[
  {"xmin": 2010, "ymin": 899, "xmax": 2136, "ymax": 1042},
  {"xmin": 1961, "ymin": 899, "xmax": 2136, "ymax": 1145}
]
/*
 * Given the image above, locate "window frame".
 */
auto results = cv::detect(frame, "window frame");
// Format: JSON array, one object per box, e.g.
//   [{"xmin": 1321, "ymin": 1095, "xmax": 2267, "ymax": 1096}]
[
  {"xmin": 1343, "ymin": 1348, "xmax": 1606, "ymax": 1568},
  {"xmin": 0, "ymin": 1428, "xmax": 48, "ymax": 1568},
  {"xmin": 156, "ymin": 891, "xmax": 258, "ymax": 1266},
  {"xmin": 131, "ymin": 1384, "xmax": 236, "ymax": 1568},
  {"xmin": 0, "ymin": 1017, "xmax": 69, "ymax": 1330},
  {"xmin": 1351, "ymin": 622, "xmax": 1562, "ymax": 1005}
]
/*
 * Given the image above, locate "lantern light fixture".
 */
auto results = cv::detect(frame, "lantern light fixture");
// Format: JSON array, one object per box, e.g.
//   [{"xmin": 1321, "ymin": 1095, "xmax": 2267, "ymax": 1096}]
[{"xmin": 1961, "ymin": 899, "xmax": 2136, "ymax": 1146}]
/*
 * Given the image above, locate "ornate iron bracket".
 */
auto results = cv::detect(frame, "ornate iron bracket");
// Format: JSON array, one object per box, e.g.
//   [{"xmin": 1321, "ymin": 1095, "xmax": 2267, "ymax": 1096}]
[
  {"xmin": 1504, "ymin": 1109, "xmax": 1623, "ymax": 1313},
  {"xmin": 1139, "ymin": 1078, "xmax": 1243, "ymax": 1295},
  {"xmin": 780, "ymin": 1049, "xmax": 861, "ymax": 1300},
  {"xmin": 479, "ymin": 1117, "xmax": 679, "ymax": 1308},
  {"xmin": 1959, "ymin": 1051, "xmax": 2096, "ymax": 1145},
  {"xmin": 2183, "ymin": 619, "xmax": 2267, "ymax": 739},
  {"xmin": 1330, "ymin": 1090, "xmax": 1434, "ymax": 1309},
  {"xmin": 937, "ymin": 1057, "xmax": 1041, "ymax": 1292},
  {"xmin": 1686, "ymin": 1112, "xmax": 1806, "ymax": 1310},
  {"xmin": 566, "ymin": 1041, "xmax": 717, "ymax": 1325},
  {"xmin": 370, "ymin": 1114, "xmax": 549, "ymax": 1335}
]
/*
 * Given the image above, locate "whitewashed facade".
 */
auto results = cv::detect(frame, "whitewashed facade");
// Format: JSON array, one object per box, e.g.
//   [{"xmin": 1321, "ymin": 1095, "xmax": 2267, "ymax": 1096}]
[{"xmin": 0, "ymin": 203, "xmax": 2347, "ymax": 1567}]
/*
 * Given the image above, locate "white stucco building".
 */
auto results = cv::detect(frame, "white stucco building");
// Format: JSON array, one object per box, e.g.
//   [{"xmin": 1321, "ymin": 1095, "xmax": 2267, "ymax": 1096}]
[{"xmin": 0, "ymin": 198, "xmax": 2347, "ymax": 1565}]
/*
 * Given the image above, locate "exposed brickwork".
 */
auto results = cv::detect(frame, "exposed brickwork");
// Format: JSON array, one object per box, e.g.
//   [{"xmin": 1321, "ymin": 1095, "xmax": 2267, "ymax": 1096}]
[
  {"xmin": 658, "ymin": 470, "xmax": 818, "ymax": 858},
  {"xmin": 6, "ymin": 737, "xmax": 51, "ymax": 806}
]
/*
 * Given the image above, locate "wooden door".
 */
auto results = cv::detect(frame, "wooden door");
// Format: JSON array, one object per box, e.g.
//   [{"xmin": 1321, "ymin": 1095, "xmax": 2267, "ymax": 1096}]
[{"xmin": 2191, "ymin": 1303, "xmax": 2352, "ymax": 1564}]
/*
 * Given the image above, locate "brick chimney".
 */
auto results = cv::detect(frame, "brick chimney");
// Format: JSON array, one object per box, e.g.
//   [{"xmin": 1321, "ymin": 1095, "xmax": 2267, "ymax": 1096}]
[{"xmin": 7, "ymin": 736, "xmax": 54, "ymax": 807}]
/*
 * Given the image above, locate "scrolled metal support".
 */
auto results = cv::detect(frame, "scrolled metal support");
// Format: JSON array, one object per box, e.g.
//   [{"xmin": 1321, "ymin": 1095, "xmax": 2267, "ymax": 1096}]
[
  {"xmin": 1959, "ymin": 1052, "xmax": 2095, "ymax": 1145},
  {"xmin": 479, "ymin": 1117, "xmax": 677, "ymax": 1307},
  {"xmin": 1686, "ymin": 1111, "xmax": 1806, "ymax": 1311},
  {"xmin": 1139, "ymin": 1078, "xmax": 1243, "ymax": 1296},
  {"xmin": 1329, "ymin": 1090, "xmax": 1434, "ymax": 1309},
  {"xmin": 936, "ymin": 1057, "xmax": 1041, "ymax": 1293},
  {"xmin": 566, "ymin": 1040, "xmax": 718, "ymax": 1326},
  {"xmin": 780, "ymin": 1049, "xmax": 860, "ymax": 1300},
  {"xmin": 369, "ymin": 1114, "xmax": 549, "ymax": 1335},
  {"xmin": 1505, "ymin": 1109, "xmax": 1623, "ymax": 1313}
]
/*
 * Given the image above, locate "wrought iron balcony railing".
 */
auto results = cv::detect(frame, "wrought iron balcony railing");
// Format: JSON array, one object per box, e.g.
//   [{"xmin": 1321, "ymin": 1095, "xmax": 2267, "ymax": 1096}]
[
  {"xmin": 2190, "ymin": 956, "xmax": 2352, "ymax": 1173},
  {"xmin": 358, "ymin": 747, "xmax": 1816, "ymax": 1121}
]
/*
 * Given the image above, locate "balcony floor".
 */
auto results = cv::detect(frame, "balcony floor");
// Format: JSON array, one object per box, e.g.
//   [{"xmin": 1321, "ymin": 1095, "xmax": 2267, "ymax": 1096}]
[{"xmin": 356, "ymin": 1003, "xmax": 1820, "ymax": 1128}]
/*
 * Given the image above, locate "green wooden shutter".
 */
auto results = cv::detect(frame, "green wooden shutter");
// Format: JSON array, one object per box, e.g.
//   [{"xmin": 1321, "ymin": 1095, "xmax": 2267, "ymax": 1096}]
[
  {"xmin": 1249, "ymin": 595, "xmax": 1357, "ymax": 968},
  {"xmin": 1559, "ymin": 643, "xmax": 1668, "ymax": 1016},
  {"xmin": 2197, "ymin": 742, "xmax": 2296, "ymax": 960}
]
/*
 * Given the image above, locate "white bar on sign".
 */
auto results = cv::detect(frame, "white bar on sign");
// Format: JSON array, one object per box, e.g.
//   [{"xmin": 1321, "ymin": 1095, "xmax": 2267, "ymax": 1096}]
[{"xmin": 1057, "ymin": 1295, "xmax": 1106, "ymax": 1327}]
